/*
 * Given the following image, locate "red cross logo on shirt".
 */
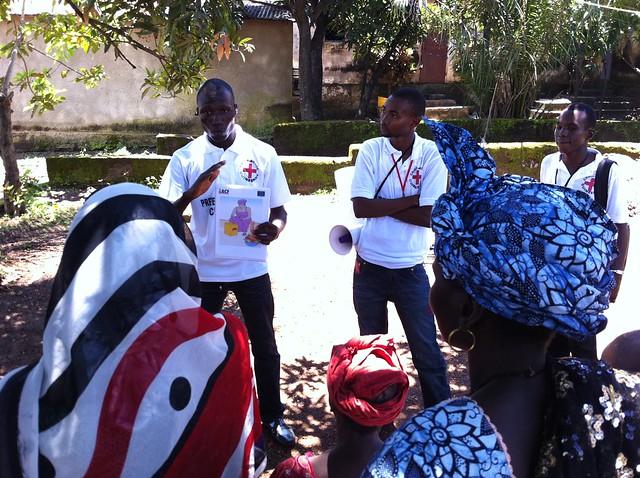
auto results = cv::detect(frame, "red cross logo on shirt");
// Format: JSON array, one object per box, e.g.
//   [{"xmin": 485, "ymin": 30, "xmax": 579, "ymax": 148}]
[
  {"xmin": 241, "ymin": 160, "xmax": 259, "ymax": 183},
  {"xmin": 583, "ymin": 177, "xmax": 596, "ymax": 193},
  {"xmin": 409, "ymin": 167, "xmax": 423, "ymax": 188}
]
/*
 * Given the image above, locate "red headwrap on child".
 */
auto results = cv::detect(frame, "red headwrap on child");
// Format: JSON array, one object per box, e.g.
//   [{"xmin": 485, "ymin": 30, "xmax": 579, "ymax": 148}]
[{"xmin": 327, "ymin": 335, "xmax": 409, "ymax": 427}]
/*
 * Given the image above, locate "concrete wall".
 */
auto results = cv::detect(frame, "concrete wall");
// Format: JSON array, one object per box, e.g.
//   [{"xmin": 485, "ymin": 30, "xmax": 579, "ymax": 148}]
[
  {"xmin": 322, "ymin": 41, "xmax": 360, "ymax": 85},
  {"xmin": 1, "ymin": 17, "xmax": 293, "ymax": 133}
]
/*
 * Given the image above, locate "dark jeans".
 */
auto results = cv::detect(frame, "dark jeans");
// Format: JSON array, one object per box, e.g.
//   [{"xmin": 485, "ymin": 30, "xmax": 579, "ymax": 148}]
[
  {"xmin": 201, "ymin": 274, "xmax": 284, "ymax": 422},
  {"xmin": 353, "ymin": 256, "xmax": 451, "ymax": 408},
  {"xmin": 548, "ymin": 334, "xmax": 597, "ymax": 360}
]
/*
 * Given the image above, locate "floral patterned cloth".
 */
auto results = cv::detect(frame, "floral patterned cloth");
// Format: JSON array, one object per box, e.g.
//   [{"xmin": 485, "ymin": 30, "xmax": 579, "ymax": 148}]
[
  {"xmin": 363, "ymin": 397, "xmax": 513, "ymax": 477},
  {"xmin": 364, "ymin": 359, "xmax": 640, "ymax": 478},
  {"xmin": 425, "ymin": 119, "xmax": 617, "ymax": 339},
  {"xmin": 536, "ymin": 358, "xmax": 640, "ymax": 477}
]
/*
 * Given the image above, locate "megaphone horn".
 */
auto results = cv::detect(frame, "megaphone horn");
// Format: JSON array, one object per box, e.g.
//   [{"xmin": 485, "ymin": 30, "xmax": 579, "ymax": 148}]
[{"xmin": 329, "ymin": 224, "xmax": 362, "ymax": 255}]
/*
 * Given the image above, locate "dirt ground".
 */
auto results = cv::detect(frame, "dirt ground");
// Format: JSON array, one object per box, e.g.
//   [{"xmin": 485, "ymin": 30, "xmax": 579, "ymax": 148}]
[
  {"xmin": 0, "ymin": 185, "xmax": 469, "ymax": 475},
  {"xmin": 2, "ymin": 152, "xmax": 640, "ymax": 474}
]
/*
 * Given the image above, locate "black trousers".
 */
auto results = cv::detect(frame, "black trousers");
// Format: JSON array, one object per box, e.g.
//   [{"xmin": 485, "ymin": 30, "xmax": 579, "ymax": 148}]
[{"xmin": 201, "ymin": 274, "xmax": 284, "ymax": 421}]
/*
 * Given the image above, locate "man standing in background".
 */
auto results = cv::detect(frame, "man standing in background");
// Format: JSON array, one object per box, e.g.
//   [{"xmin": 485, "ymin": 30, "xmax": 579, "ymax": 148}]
[
  {"xmin": 540, "ymin": 102, "xmax": 630, "ymax": 359},
  {"xmin": 350, "ymin": 87, "xmax": 450, "ymax": 408}
]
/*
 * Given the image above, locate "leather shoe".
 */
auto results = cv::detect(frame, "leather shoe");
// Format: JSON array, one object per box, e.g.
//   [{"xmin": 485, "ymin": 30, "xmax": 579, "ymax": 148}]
[{"xmin": 263, "ymin": 417, "xmax": 296, "ymax": 447}]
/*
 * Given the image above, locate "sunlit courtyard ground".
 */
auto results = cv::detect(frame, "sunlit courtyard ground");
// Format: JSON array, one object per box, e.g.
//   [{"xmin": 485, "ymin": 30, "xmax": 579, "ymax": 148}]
[{"xmin": 1, "ymin": 155, "xmax": 638, "ymax": 475}]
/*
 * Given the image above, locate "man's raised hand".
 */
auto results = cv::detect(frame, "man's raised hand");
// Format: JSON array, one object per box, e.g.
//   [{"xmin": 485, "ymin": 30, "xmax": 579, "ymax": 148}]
[{"xmin": 188, "ymin": 160, "xmax": 225, "ymax": 199}]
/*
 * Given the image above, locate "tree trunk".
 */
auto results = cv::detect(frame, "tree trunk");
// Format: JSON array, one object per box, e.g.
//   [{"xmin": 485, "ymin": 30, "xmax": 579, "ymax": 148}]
[
  {"xmin": 356, "ymin": 42, "xmax": 399, "ymax": 119},
  {"xmin": 0, "ymin": 92, "xmax": 22, "ymax": 217},
  {"xmin": 290, "ymin": 1, "xmax": 326, "ymax": 121},
  {"xmin": 569, "ymin": 54, "xmax": 586, "ymax": 96},
  {"xmin": 358, "ymin": 66, "xmax": 385, "ymax": 119},
  {"xmin": 296, "ymin": 16, "xmax": 317, "ymax": 120},
  {"xmin": 309, "ymin": 12, "xmax": 328, "ymax": 120},
  {"xmin": 354, "ymin": 0, "xmax": 418, "ymax": 119},
  {"xmin": 356, "ymin": 70, "xmax": 370, "ymax": 119}
]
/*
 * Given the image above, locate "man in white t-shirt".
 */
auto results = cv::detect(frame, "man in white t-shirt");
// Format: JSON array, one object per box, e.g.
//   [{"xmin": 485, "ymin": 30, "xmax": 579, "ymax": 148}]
[
  {"xmin": 159, "ymin": 78, "xmax": 295, "ymax": 446},
  {"xmin": 540, "ymin": 102, "xmax": 630, "ymax": 359},
  {"xmin": 350, "ymin": 87, "xmax": 450, "ymax": 408}
]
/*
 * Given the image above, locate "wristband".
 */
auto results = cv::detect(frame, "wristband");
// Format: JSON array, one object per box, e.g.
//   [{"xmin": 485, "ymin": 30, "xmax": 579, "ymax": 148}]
[{"xmin": 612, "ymin": 269, "xmax": 624, "ymax": 275}]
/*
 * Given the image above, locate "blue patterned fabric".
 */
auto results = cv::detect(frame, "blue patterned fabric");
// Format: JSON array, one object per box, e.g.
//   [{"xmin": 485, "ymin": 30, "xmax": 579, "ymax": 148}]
[
  {"xmin": 363, "ymin": 397, "xmax": 512, "ymax": 478},
  {"xmin": 425, "ymin": 119, "xmax": 617, "ymax": 338}
]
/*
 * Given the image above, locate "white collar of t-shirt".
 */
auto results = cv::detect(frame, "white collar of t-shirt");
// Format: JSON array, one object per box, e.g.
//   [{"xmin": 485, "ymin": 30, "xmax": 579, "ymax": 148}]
[
  {"xmin": 554, "ymin": 150, "xmax": 603, "ymax": 188},
  {"xmin": 200, "ymin": 125, "xmax": 248, "ymax": 157},
  {"xmin": 382, "ymin": 133, "xmax": 422, "ymax": 158}
]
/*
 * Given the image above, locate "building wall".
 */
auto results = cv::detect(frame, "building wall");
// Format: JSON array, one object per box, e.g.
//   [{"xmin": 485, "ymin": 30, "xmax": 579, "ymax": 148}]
[{"xmin": 1, "ymin": 17, "xmax": 293, "ymax": 132}]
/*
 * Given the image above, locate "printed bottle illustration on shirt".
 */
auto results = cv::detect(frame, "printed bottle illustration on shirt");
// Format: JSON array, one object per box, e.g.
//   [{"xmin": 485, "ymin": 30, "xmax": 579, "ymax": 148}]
[{"xmin": 223, "ymin": 199, "xmax": 259, "ymax": 247}]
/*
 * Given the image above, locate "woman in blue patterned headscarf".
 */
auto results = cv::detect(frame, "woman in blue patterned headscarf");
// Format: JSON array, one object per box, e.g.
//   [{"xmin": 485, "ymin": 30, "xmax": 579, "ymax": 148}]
[{"xmin": 364, "ymin": 121, "xmax": 640, "ymax": 478}]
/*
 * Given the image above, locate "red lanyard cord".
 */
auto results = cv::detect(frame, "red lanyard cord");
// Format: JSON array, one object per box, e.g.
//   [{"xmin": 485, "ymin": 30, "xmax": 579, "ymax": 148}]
[{"xmin": 393, "ymin": 155, "xmax": 413, "ymax": 196}]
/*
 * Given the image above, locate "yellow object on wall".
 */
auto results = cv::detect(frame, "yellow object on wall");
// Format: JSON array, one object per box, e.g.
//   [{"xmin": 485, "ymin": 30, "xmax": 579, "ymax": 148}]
[{"xmin": 224, "ymin": 221, "xmax": 239, "ymax": 236}]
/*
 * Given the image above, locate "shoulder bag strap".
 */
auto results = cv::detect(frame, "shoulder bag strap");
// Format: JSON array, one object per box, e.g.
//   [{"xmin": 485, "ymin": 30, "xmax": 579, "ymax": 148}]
[{"xmin": 594, "ymin": 157, "xmax": 615, "ymax": 210}]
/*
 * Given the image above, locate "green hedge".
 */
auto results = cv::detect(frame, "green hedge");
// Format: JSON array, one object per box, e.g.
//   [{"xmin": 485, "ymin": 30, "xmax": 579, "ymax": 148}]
[
  {"xmin": 46, "ymin": 154, "xmax": 351, "ymax": 193},
  {"xmin": 15, "ymin": 131, "xmax": 157, "ymax": 153},
  {"xmin": 273, "ymin": 119, "xmax": 640, "ymax": 156},
  {"xmin": 281, "ymin": 157, "xmax": 351, "ymax": 193},
  {"xmin": 488, "ymin": 142, "xmax": 640, "ymax": 176},
  {"xmin": 347, "ymin": 141, "xmax": 640, "ymax": 178},
  {"xmin": 46, "ymin": 155, "xmax": 171, "ymax": 185},
  {"xmin": 45, "ymin": 142, "xmax": 638, "ymax": 191}
]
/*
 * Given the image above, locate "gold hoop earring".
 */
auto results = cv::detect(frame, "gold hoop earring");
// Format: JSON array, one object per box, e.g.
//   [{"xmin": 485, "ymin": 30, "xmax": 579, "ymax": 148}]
[{"xmin": 447, "ymin": 328, "xmax": 476, "ymax": 352}]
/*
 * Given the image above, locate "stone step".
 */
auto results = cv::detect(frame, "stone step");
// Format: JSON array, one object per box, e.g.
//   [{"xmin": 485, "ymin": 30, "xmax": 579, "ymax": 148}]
[
  {"xmin": 424, "ymin": 105, "xmax": 470, "ymax": 120},
  {"xmin": 425, "ymin": 99, "xmax": 457, "ymax": 107},
  {"xmin": 580, "ymin": 88, "xmax": 603, "ymax": 96},
  {"xmin": 529, "ymin": 110, "xmax": 563, "ymax": 119},
  {"xmin": 427, "ymin": 93, "xmax": 447, "ymax": 100},
  {"xmin": 532, "ymin": 98, "xmax": 571, "ymax": 113},
  {"xmin": 534, "ymin": 98, "xmax": 572, "ymax": 105},
  {"xmin": 536, "ymin": 96, "xmax": 637, "ymax": 106},
  {"xmin": 530, "ymin": 106, "xmax": 639, "ymax": 120},
  {"xmin": 568, "ymin": 95, "xmax": 599, "ymax": 103}
]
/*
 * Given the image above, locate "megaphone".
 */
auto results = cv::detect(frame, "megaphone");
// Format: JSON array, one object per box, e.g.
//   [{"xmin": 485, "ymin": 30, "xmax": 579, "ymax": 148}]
[{"xmin": 329, "ymin": 224, "xmax": 362, "ymax": 255}]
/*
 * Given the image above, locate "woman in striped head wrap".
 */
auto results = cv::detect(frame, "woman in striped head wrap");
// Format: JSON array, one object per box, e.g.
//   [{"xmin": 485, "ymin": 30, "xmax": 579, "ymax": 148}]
[
  {"xmin": 364, "ymin": 121, "xmax": 640, "ymax": 478},
  {"xmin": 0, "ymin": 183, "xmax": 266, "ymax": 477}
]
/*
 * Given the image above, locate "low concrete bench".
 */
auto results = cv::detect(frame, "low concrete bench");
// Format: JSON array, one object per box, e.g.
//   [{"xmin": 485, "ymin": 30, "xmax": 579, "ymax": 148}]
[
  {"xmin": 46, "ymin": 153, "xmax": 352, "ymax": 194},
  {"xmin": 347, "ymin": 141, "xmax": 640, "ymax": 176}
]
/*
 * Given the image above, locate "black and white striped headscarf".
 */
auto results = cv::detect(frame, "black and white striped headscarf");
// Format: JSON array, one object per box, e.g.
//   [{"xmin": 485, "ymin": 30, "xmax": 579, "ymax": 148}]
[{"xmin": 0, "ymin": 183, "xmax": 265, "ymax": 477}]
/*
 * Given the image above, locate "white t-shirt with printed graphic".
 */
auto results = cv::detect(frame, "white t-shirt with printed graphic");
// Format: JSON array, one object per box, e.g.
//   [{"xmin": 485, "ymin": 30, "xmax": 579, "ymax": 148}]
[
  {"xmin": 159, "ymin": 126, "xmax": 291, "ymax": 282},
  {"xmin": 350, "ymin": 133, "xmax": 447, "ymax": 269},
  {"xmin": 540, "ymin": 151, "xmax": 628, "ymax": 224}
]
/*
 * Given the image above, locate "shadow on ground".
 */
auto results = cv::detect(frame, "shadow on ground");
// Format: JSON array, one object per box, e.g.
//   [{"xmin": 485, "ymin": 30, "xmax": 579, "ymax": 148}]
[
  {"xmin": 262, "ymin": 335, "xmax": 471, "ymax": 473},
  {"xmin": 0, "ymin": 277, "xmax": 51, "ymax": 375},
  {"xmin": 263, "ymin": 356, "xmax": 334, "ymax": 469}
]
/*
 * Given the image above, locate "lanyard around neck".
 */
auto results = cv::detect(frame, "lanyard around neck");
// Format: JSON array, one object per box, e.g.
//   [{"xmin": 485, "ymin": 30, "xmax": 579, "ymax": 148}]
[
  {"xmin": 556, "ymin": 152, "xmax": 592, "ymax": 188},
  {"xmin": 391, "ymin": 153, "xmax": 413, "ymax": 196}
]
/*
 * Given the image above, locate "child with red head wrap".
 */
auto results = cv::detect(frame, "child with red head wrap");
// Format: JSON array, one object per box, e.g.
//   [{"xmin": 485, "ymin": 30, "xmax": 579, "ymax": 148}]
[
  {"xmin": 272, "ymin": 335, "xmax": 408, "ymax": 478},
  {"xmin": 327, "ymin": 335, "xmax": 409, "ymax": 427}
]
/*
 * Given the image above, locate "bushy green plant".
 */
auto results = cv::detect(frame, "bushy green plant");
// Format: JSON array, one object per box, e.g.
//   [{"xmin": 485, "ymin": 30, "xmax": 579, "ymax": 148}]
[
  {"xmin": 0, "ymin": 171, "xmax": 81, "ymax": 240},
  {"xmin": 333, "ymin": 0, "xmax": 427, "ymax": 118},
  {"xmin": 423, "ymin": 0, "xmax": 640, "ymax": 118},
  {"xmin": 1, "ymin": 0, "xmax": 252, "ymax": 216},
  {"xmin": 142, "ymin": 175, "xmax": 162, "ymax": 190},
  {"xmin": 3, "ymin": 169, "xmax": 43, "ymax": 212}
]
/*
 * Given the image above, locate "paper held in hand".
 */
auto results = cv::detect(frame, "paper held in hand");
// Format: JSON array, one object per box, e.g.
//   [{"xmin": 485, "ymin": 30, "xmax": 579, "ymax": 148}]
[{"xmin": 215, "ymin": 185, "xmax": 271, "ymax": 261}]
